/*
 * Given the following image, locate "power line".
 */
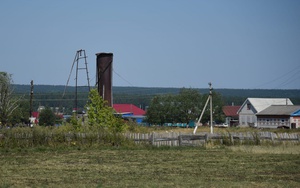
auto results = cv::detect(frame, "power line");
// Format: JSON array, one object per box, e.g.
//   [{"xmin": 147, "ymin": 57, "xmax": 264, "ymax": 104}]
[
  {"xmin": 113, "ymin": 69, "xmax": 134, "ymax": 86},
  {"xmin": 274, "ymin": 70, "xmax": 300, "ymax": 89},
  {"xmin": 253, "ymin": 64, "xmax": 300, "ymax": 89}
]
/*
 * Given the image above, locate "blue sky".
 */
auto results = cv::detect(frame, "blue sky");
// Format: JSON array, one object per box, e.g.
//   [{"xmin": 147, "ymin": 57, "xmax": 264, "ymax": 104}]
[{"xmin": 1, "ymin": 0, "xmax": 300, "ymax": 89}]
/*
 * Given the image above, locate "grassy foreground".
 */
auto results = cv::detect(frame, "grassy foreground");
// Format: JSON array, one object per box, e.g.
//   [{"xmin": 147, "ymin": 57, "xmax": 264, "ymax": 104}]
[{"xmin": 0, "ymin": 145, "xmax": 300, "ymax": 188}]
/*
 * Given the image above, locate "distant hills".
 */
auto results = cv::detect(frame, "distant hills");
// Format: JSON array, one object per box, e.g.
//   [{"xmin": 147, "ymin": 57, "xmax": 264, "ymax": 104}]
[{"xmin": 12, "ymin": 84, "xmax": 300, "ymax": 105}]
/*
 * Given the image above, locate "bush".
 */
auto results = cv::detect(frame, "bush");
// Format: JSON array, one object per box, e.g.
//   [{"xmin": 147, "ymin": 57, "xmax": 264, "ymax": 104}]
[
  {"xmin": 0, "ymin": 125, "xmax": 133, "ymax": 149},
  {"xmin": 86, "ymin": 89, "xmax": 127, "ymax": 133},
  {"xmin": 39, "ymin": 107, "xmax": 56, "ymax": 126}
]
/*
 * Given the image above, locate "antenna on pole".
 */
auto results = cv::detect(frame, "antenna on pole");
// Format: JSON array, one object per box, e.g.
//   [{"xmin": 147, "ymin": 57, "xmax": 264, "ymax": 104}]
[{"xmin": 193, "ymin": 82, "xmax": 214, "ymax": 134}]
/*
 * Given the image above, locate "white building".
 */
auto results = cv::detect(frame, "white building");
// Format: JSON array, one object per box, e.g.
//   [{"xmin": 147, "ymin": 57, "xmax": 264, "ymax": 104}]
[
  {"xmin": 256, "ymin": 105, "xmax": 300, "ymax": 129},
  {"xmin": 237, "ymin": 98, "xmax": 293, "ymax": 127}
]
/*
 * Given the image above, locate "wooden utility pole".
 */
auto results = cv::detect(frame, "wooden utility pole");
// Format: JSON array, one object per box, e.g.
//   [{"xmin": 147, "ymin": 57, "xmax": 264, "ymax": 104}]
[
  {"xmin": 30, "ymin": 80, "xmax": 34, "ymax": 117},
  {"xmin": 209, "ymin": 82, "xmax": 213, "ymax": 134}
]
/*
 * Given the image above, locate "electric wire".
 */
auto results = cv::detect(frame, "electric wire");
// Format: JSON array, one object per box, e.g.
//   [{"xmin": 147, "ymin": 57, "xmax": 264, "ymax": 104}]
[
  {"xmin": 274, "ymin": 69, "xmax": 300, "ymax": 89},
  {"xmin": 253, "ymin": 64, "xmax": 300, "ymax": 89},
  {"xmin": 63, "ymin": 52, "xmax": 77, "ymax": 98},
  {"xmin": 113, "ymin": 69, "xmax": 134, "ymax": 86}
]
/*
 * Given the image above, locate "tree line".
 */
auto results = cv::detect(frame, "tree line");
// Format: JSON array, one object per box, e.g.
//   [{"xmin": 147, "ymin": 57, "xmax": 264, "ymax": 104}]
[
  {"xmin": 2, "ymin": 75, "xmax": 299, "ymax": 126},
  {"xmin": 13, "ymin": 84, "xmax": 300, "ymax": 106},
  {"xmin": 146, "ymin": 88, "xmax": 224, "ymax": 125}
]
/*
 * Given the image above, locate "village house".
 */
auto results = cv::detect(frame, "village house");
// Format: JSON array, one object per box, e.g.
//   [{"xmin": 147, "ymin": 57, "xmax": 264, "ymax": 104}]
[
  {"xmin": 222, "ymin": 105, "xmax": 241, "ymax": 126},
  {"xmin": 237, "ymin": 98, "xmax": 293, "ymax": 127},
  {"xmin": 256, "ymin": 105, "xmax": 300, "ymax": 129},
  {"xmin": 113, "ymin": 104, "xmax": 146, "ymax": 124}
]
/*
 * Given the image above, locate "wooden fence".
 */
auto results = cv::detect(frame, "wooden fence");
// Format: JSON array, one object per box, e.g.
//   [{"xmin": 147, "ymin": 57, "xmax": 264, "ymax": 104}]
[
  {"xmin": 124, "ymin": 132, "xmax": 300, "ymax": 147},
  {"xmin": 1, "ymin": 131, "xmax": 299, "ymax": 147}
]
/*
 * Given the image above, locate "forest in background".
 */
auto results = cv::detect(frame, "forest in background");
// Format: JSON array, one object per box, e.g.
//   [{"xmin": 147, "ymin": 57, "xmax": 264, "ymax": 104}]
[{"xmin": 12, "ymin": 84, "xmax": 300, "ymax": 114}]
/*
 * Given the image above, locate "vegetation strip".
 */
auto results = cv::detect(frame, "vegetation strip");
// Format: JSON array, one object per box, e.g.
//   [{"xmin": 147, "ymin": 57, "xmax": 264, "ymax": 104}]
[{"xmin": 0, "ymin": 146, "xmax": 300, "ymax": 187}]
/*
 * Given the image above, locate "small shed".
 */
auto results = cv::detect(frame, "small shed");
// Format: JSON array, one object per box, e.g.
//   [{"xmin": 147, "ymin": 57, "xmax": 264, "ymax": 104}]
[{"xmin": 222, "ymin": 106, "xmax": 241, "ymax": 126}]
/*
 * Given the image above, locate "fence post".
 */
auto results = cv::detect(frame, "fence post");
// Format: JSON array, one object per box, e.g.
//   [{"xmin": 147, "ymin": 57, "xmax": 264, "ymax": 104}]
[
  {"xmin": 205, "ymin": 134, "xmax": 208, "ymax": 143},
  {"xmin": 271, "ymin": 133, "xmax": 274, "ymax": 144},
  {"xmin": 178, "ymin": 135, "xmax": 182, "ymax": 146},
  {"xmin": 230, "ymin": 134, "xmax": 234, "ymax": 145},
  {"xmin": 151, "ymin": 132, "xmax": 155, "ymax": 146}
]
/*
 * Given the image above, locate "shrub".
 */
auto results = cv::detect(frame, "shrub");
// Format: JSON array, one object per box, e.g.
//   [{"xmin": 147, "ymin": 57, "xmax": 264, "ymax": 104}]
[
  {"xmin": 39, "ymin": 107, "xmax": 56, "ymax": 126},
  {"xmin": 86, "ymin": 89, "xmax": 127, "ymax": 133}
]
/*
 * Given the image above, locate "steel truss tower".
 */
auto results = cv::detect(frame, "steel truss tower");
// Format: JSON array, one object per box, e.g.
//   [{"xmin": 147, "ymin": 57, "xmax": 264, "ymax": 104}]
[{"xmin": 64, "ymin": 49, "xmax": 91, "ymax": 113}]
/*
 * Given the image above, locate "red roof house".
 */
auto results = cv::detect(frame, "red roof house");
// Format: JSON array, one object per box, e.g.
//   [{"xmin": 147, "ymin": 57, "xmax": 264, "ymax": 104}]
[
  {"xmin": 223, "ymin": 106, "xmax": 241, "ymax": 118},
  {"xmin": 31, "ymin": 112, "xmax": 40, "ymax": 124},
  {"xmin": 113, "ymin": 104, "xmax": 146, "ymax": 116},
  {"xmin": 222, "ymin": 106, "xmax": 241, "ymax": 126}
]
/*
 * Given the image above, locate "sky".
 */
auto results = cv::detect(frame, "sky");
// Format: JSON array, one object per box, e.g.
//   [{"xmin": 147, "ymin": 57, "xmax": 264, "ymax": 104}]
[{"xmin": 1, "ymin": 0, "xmax": 300, "ymax": 89}]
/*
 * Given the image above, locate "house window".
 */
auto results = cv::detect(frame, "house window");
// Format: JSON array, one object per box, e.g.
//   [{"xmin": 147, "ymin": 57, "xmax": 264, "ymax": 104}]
[{"xmin": 247, "ymin": 103, "xmax": 251, "ymax": 110}]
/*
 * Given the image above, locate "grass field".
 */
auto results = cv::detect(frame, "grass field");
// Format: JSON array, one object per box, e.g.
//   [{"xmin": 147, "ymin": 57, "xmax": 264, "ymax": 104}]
[{"xmin": 1, "ymin": 145, "xmax": 300, "ymax": 188}]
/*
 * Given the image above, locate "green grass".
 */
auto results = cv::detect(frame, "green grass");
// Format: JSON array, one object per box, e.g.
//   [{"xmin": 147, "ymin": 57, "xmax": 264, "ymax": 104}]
[
  {"xmin": 1, "ymin": 125, "xmax": 300, "ymax": 187},
  {"xmin": 0, "ymin": 145, "xmax": 300, "ymax": 188}
]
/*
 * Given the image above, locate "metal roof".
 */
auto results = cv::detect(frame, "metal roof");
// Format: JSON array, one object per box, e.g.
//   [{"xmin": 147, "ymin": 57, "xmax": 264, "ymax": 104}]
[
  {"xmin": 257, "ymin": 105, "xmax": 300, "ymax": 116},
  {"xmin": 222, "ymin": 106, "xmax": 241, "ymax": 117},
  {"xmin": 238, "ymin": 98, "xmax": 293, "ymax": 113},
  {"xmin": 113, "ymin": 104, "xmax": 146, "ymax": 116}
]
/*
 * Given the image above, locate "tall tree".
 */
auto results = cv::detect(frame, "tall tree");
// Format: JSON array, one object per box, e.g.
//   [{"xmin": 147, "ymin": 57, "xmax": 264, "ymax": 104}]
[
  {"xmin": 176, "ymin": 88, "xmax": 202, "ymax": 123},
  {"xmin": 86, "ymin": 89, "xmax": 126, "ymax": 133},
  {"xmin": 145, "ymin": 96, "xmax": 163, "ymax": 125},
  {"xmin": 39, "ymin": 107, "xmax": 56, "ymax": 126},
  {"xmin": 146, "ymin": 88, "xmax": 203, "ymax": 125},
  {"xmin": 10, "ymin": 101, "xmax": 30, "ymax": 125},
  {"xmin": 0, "ymin": 72, "xmax": 20, "ymax": 126},
  {"xmin": 146, "ymin": 88, "xmax": 225, "ymax": 125}
]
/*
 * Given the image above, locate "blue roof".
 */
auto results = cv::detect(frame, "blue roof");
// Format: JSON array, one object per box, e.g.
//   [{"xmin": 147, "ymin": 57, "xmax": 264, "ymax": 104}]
[{"xmin": 291, "ymin": 109, "xmax": 300, "ymax": 117}]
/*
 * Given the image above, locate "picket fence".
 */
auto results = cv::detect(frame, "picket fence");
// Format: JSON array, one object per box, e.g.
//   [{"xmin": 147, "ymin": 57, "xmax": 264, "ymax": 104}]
[{"xmin": 124, "ymin": 132, "xmax": 300, "ymax": 147}]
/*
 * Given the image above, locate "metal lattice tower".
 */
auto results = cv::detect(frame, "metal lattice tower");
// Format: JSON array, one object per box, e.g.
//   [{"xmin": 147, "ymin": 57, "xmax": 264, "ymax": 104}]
[{"xmin": 63, "ymin": 49, "xmax": 91, "ymax": 113}]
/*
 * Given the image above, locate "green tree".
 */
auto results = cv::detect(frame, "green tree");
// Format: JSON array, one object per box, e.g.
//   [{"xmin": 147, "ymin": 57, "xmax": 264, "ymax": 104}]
[
  {"xmin": 0, "ymin": 72, "xmax": 20, "ymax": 126},
  {"xmin": 145, "ymin": 96, "xmax": 160, "ymax": 125},
  {"xmin": 146, "ymin": 94, "xmax": 179, "ymax": 125},
  {"xmin": 86, "ymin": 89, "xmax": 126, "ymax": 133},
  {"xmin": 146, "ymin": 88, "xmax": 203, "ymax": 125},
  {"xmin": 176, "ymin": 88, "xmax": 202, "ymax": 123},
  {"xmin": 10, "ymin": 101, "xmax": 30, "ymax": 125},
  {"xmin": 146, "ymin": 88, "xmax": 225, "ymax": 125},
  {"xmin": 39, "ymin": 107, "xmax": 56, "ymax": 126}
]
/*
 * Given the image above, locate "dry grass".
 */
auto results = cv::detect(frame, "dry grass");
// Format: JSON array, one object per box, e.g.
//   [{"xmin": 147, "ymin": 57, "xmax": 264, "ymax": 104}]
[
  {"xmin": 1, "ymin": 126, "xmax": 300, "ymax": 187},
  {"xmin": 146, "ymin": 126, "xmax": 252, "ymax": 135},
  {"xmin": 230, "ymin": 143, "xmax": 300, "ymax": 154},
  {"xmin": 0, "ymin": 146, "xmax": 300, "ymax": 188},
  {"xmin": 151, "ymin": 126, "xmax": 300, "ymax": 134}
]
